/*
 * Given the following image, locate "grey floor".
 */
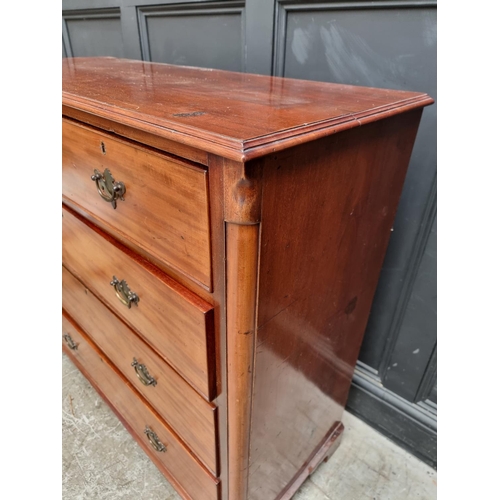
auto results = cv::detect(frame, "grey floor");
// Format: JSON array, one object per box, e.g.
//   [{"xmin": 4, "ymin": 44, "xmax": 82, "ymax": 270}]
[{"xmin": 63, "ymin": 353, "xmax": 437, "ymax": 499}]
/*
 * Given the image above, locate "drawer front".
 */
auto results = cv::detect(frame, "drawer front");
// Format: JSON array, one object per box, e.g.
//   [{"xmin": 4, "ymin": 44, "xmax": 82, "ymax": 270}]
[
  {"xmin": 63, "ymin": 266, "xmax": 218, "ymax": 474},
  {"xmin": 62, "ymin": 206, "xmax": 216, "ymax": 400},
  {"xmin": 62, "ymin": 316, "xmax": 220, "ymax": 500},
  {"xmin": 62, "ymin": 118, "xmax": 212, "ymax": 289}
]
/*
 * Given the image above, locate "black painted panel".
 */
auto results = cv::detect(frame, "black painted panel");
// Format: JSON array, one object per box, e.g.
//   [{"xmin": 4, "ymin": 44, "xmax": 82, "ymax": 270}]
[
  {"xmin": 347, "ymin": 383, "xmax": 437, "ymax": 468},
  {"xmin": 65, "ymin": 16, "xmax": 125, "ymax": 58},
  {"xmin": 384, "ymin": 215, "xmax": 437, "ymax": 401},
  {"xmin": 245, "ymin": 0, "xmax": 274, "ymax": 74},
  {"xmin": 278, "ymin": 6, "xmax": 436, "ymax": 371},
  {"xmin": 141, "ymin": 9, "xmax": 244, "ymax": 71},
  {"xmin": 281, "ymin": 8, "xmax": 436, "ymax": 89},
  {"xmin": 429, "ymin": 383, "xmax": 437, "ymax": 404},
  {"xmin": 363, "ymin": 109, "xmax": 436, "ymax": 371}
]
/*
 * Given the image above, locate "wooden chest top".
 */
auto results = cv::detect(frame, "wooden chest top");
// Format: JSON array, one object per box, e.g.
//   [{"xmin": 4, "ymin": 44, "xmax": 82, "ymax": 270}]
[{"xmin": 62, "ymin": 57, "xmax": 433, "ymax": 161}]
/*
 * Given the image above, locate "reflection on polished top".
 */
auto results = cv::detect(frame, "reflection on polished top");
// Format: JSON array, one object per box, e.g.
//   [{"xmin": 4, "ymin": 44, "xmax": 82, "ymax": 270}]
[{"xmin": 62, "ymin": 57, "xmax": 433, "ymax": 160}]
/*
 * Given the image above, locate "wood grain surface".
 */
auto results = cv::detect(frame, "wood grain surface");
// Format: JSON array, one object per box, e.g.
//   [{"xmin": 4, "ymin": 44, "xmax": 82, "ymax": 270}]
[
  {"xmin": 62, "ymin": 58, "xmax": 434, "ymax": 500},
  {"xmin": 62, "ymin": 205, "xmax": 216, "ymax": 400},
  {"xmin": 226, "ymin": 223, "xmax": 260, "ymax": 500},
  {"xmin": 204, "ymin": 153, "xmax": 230, "ymax": 500},
  {"xmin": 277, "ymin": 422, "xmax": 344, "ymax": 500},
  {"xmin": 221, "ymin": 159, "xmax": 263, "ymax": 500},
  {"xmin": 62, "ymin": 118, "xmax": 212, "ymax": 288},
  {"xmin": 62, "ymin": 266, "xmax": 218, "ymax": 475},
  {"xmin": 62, "ymin": 58, "xmax": 433, "ymax": 161},
  {"xmin": 62, "ymin": 105, "xmax": 209, "ymax": 165},
  {"xmin": 247, "ymin": 111, "xmax": 423, "ymax": 499},
  {"xmin": 62, "ymin": 313, "xmax": 220, "ymax": 500}
]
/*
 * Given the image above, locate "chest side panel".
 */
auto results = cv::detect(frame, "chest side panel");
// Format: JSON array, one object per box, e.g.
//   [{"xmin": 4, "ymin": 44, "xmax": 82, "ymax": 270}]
[{"xmin": 248, "ymin": 110, "xmax": 423, "ymax": 499}]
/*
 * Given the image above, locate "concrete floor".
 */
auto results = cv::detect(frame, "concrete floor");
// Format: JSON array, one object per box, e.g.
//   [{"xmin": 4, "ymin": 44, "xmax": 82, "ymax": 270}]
[{"xmin": 63, "ymin": 353, "xmax": 437, "ymax": 499}]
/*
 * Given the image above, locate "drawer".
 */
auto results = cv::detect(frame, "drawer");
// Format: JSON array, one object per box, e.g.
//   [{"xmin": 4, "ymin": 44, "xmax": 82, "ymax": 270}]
[
  {"xmin": 62, "ymin": 206, "xmax": 216, "ymax": 400},
  {"xmin": 62, "ymin": 118, "xmax": 212, "ymax": 289},
  {"xmin": 62, "ymin": 266, "xmax": 218, "ymax": 474},
  {"xmin": 62, "ymin": 315, "xmax": 220, "ymax": 500}
]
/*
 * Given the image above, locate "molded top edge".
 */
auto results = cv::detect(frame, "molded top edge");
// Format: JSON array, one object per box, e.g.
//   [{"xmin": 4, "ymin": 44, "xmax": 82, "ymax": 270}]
[{"xmin": 63, "ymin": 57, "xmax": 434, "ymax": 161}]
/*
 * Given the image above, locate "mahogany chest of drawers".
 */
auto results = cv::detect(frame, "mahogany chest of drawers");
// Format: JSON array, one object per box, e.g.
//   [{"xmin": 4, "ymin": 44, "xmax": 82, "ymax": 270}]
[{"xmin": 62, "ymin": 57, "xmax": 433, "ymax": 500}]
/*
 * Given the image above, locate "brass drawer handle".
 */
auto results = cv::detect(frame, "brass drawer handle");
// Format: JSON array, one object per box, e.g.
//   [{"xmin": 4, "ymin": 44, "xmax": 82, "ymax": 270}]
[
  {"xmin": 63, "ymin": 333, "xmax": 78, "ymax": 350},
  {"xmin": 132, "ymin": 358, "xmax": 157, "ymax": 387},
  {"xmin": 90, "ymin": 168, "xmax": 126, "ymax": 209},
  {"xmin": 110, "ymin": 276, "xmax": 139, "ymax": 308},
  {"xmin": 144, "ymin": 426, "xmax": 166, "ymax": 452}
]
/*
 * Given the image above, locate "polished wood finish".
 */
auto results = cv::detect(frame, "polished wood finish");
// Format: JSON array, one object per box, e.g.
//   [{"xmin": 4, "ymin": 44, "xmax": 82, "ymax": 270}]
[
  {"xmin": 223, "ymin": 159, "xmax": 263, "ymax": 500},
  {"xmin": 205, "ymin": 154, "xmax": 229, "ymax": 497},
  {"xmin": 226, "ymin": 223, "xmax": 260, "ymax": 500},
  {"xmin": 278, "ymin": 422, "xmax": 344, "ymax": 500},
  {"xmin": 62, "ymin": 105, "xmax": 209, "ymax": 165},
  {"xmin": 62, "ymin": 314, "xmax": 220, "ymax": 500},
  {"xmin": 63, "ymin": 57, "xmax": 432, "ymax": 161},
  {"xmin": 62, "ymin": 58, "xmax": 433, "ymax": 500},
  {"xmin": 215, "ymin": 119, "xmax": 423, "ymax": 496},
  {"xmin": 62, "ymin": 206, "xmax": 216, "ymax": 400},
  {"xmin": 62, "ymin": 118, "xmax": 212, "ymax": 288},
  {"xmin": 246, "ymin": 111, "xmax": 423, "ymax": 499},
  {"xmin": 63, "ymin": 196, "xmax": 215, "ymax": 304},
  {"xmin": 62, "ymin": 266, "xmax": 218, "ymax": 474}
]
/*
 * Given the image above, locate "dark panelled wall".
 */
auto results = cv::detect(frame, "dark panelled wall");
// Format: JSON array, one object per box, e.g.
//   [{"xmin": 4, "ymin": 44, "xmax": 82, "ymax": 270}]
[{"xmin": 62, "ymin": 0, "xmax": 437, "ymax": 468}]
